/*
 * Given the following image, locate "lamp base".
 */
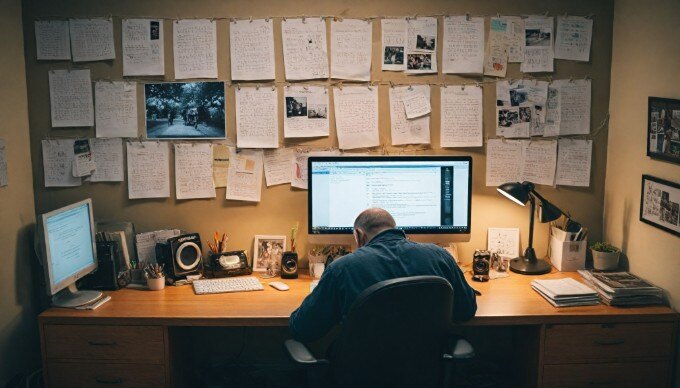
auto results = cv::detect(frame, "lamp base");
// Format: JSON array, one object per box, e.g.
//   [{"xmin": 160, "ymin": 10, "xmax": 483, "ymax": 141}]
[{"xmin": 509, "ymin": 256, "xmax": 552, "ymax": 275}]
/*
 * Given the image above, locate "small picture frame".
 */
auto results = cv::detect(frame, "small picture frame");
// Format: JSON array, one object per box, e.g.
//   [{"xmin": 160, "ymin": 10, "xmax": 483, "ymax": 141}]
[
  {"xmin": 647, "ymin": 97, "xmax": 680, "ymax": 165},
  {"xmin": 253, "ymin": 235, "xmax": 287, "ymax": 274},
  {"xmin": 640, "ymin": 175, "xmax": 680, "ymax": 237}
]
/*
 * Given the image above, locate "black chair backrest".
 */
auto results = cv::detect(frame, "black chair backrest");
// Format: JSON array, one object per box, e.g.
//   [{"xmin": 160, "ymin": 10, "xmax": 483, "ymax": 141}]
[{"xmin": 329, "ymin": 276, "xmax": 453, "ymax": 388}]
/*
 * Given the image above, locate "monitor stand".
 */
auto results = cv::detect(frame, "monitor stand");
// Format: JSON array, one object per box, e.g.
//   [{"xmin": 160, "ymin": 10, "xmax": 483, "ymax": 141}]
[{"xmin": 52, "ymin": 284, "xmax": 103, "ymax": 308}]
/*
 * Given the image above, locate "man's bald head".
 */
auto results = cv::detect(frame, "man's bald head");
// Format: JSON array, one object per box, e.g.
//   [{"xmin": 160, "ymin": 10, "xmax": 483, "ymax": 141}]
[{"xmin": 353, "ymin": 208, "xmax": 396, "ymax": 246}]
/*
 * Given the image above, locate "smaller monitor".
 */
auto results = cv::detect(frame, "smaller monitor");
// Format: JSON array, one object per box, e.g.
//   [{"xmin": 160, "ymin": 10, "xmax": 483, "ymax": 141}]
[{"xmin": 40, "ymin": 199, "xmax": 102, "ymax": 308}]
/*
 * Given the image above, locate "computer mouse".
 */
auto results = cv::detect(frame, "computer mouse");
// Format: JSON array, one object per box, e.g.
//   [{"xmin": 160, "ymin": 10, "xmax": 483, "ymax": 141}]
[{"xmin": 269, "ymin": 281, "xmax": 289, "ymax": 291}]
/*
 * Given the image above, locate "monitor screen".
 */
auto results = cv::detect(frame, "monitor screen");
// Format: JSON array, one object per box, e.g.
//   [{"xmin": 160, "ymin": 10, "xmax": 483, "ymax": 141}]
[
  {"xmin": 308, "ymin": 156, "xmax": 472, "ymax": 236},
  {"xmin": 42, "ymin": 199, "xmax": 97, "ymax": 294}
]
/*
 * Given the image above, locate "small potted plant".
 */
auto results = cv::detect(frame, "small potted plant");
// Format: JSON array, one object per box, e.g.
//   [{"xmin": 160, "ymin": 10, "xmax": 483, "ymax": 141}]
[
  {"xmin": 144, "ymin": 263, "xmax": 166, "ymax": 291},
  {"xmin": 590, "ymin": 242, "xmax": 621, "ymax": 271}
]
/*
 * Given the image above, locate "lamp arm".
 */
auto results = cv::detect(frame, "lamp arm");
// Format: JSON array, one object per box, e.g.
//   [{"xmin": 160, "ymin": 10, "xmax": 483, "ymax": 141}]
[{"xmin": 527, "ymin": 194, "xmax": 536, "ymax": 250}]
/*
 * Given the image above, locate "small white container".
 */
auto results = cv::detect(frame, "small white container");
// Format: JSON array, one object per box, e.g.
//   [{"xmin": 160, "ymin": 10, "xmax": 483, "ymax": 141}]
[
  {"xmin": 550, "ymin": 236, "xmax": 586, "ymax": 272},
  {"xmin": 147, "ymin": 276, "xmax": 166, "ymax": 291}
]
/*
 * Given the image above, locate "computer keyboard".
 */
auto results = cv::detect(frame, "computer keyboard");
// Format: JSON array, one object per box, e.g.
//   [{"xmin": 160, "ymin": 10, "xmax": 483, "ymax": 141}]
[{"xmin": 192, "ymin": 277, "xmax": 264, "ymax": 295}]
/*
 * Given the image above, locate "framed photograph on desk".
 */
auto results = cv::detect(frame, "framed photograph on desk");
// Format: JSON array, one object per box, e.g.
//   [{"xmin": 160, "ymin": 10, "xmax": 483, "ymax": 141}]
[
  {"xmin": 647, "ymin": 97, "xmax": 680, "ymax": 165},
  {"xmin": 253, "ymin": 235, "xmax": 287, "ymax": 273},
  {"xmin": 640, "ymin": 175, "xmax": 680, "ymax": 237}
]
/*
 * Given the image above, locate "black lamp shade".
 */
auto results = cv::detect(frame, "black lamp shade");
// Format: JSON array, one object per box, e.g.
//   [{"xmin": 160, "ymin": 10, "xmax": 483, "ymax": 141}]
[
  {"xmin": 497, "ymin": 182, "xmax": 530, "ymax": 206},
  {"xmin": 539, "ymin": 200, "xmax": 563, "ymax": 223}
]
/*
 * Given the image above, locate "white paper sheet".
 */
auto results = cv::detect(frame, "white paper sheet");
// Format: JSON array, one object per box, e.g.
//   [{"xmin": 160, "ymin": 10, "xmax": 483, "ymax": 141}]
[
  {"xmin": 555, "ymin": 16, "xmax": 593, "ymax": 62},
  {"xmin": 553, "ymin": 79, "xmax": 591, "ymax": 135},
  {"xmin": 0, "ymin": 139, "xmax": 7, "ymax": 187},
  {"xmin": 520, "ymin": 140, "xmax": 557, "ymax": 186},
  {"xmin": 72, "ymin": 139, "xmax": 96, "ymax": 177},
  {"xmin": 503, "ymin": 16, "xmax": 525, "ymax": 63},
  {"xmin": 122, "ymin": 19, "xmax": 165, "ymax": 76},
  {"xmin": 521, "ymin": 16, "xmax": 554, "ymax": 73},
  {"xmin": 212, "ymin": 143, "xmax": 230, "ymax": 188},
  {"xmin": 402, "ymin": 93, "xmax": 431, "ymax": 119},
  {"xmin": 235, "ymin": 87, "xmax": 278, "ymax": 148},
  {"xmin": 230, "ymin": 19, "xmax": 276, "ymax": 81},
  {"xmin": 126, "ymin": 141, "xmax": 170, "ymax": 199},
  {"xmin": 281, "ymin": 18, "xmax": 328, "ymax": 80},
  {"xmin": 330, "ymin": 19, "xmax": 372, "ymax": 81},
  {"xmin": 284, "ymin": 86, "xmax": 330, "ymax": 138},
  {"xmin": 69, "ymin": 18, "xmax": 115, "ymax": 62},
  {"xmin": 488, "ymin": 227, "xmax": 520, "ymax": 258},
  {"xmin": 226, "ymin": 148, "xmax": 263, "ymax": 202},
  {"xmin": 381, "ymin": 19, "xmax": 406, "ymax": 71},
  {"xmin": 95, "ymin": 81, "xmax": 138, "ymax": 138},
  {"xmin": 49, "ymin": 69, "xmax": 94, "ymax": 128},
  {"xmin": 484, "ymin": 17, "xmax": 508, "ymax": 77},
  {"xmin": 173, "ymin": 19, "xmax": 218, "ymax": 79},
  {"xmin": 174, "ymin": 143, "xmax": 216, "ymax": 199},
  {"xmin": 486, "ymin": 139, "xmax": 523, "ymax": 187},
  {"xmin": 35, "ymin": 20, "xmax": 71, "ymax": 60},
  {"xmin": 89, "ymin": 138, "xmax": 124, "ymax": 182},
  {"xmin": 542, "ymin": 84, "xmax": 561, "ymax": 137},
  {"xmin": 442, "ymin": 16, "xmax": 484, "ymax": 74},
  {"xmin": 405, "ymin": 17, "xmax": 438, "ymax": 74},
  {"xmin": 135, "ymin": 229, "xmax": 180, "ymax": 265},
  {"xmin": 496, "ymin": 79, "xmax": 549, "ymax": 138},
  {"xmin": 440, "ymin": 85, "xmax": 483, "ymax": 148},
  {"xmin": 264, "ymin": 148, "xmax": 295, "ymax": 187},
  {"xmin": 389, "ymin": 85, "xmax": 430, "ymax": 145},
  {"xmin": 556, "ymin": 139, "xmax": 592, "ymax": 187},
  {"xmin": 41, "ymin": 139, "xmax": 81, "ymax": 187},
  {"xmin": 334, "ymin": 86, "xmax": 380, "ymax": 150},
  {"xmin": 291, "ymin": 150, "xmax": 340, "ymax": 189}
]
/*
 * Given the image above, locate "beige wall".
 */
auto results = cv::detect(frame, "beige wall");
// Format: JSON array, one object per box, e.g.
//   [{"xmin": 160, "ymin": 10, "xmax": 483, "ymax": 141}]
[
  {"xmin": 606, "ymin": 0, "xmax": 680, "ymax": 385},
  {"xmin": 20, "ymin": 0, "xmax": 614, "ymax": 267},
  {"xmin": 0, "ymin": 0, "xmax": 41, "ymax": 384}
]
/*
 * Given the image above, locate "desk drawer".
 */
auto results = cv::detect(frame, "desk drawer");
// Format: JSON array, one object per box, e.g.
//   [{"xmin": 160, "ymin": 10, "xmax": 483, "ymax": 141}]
[
  {"xmin": 47, "ymin": 362, "xmax": 165, "ymax": 388},
  {"xmin": 44, "ymin": 324, "xmax": 164, "ymax": 364},
  {"xmin": 543, "ymin": 361, "xmax": 669, "ymax": 387},
  {"xmin": 544, "ymin": 322, "xmax": 674, "ymax": 363}
]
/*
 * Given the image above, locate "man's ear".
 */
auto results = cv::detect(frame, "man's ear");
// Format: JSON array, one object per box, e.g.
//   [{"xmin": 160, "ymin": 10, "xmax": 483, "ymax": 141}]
[{"xmin": 354, "ymin": 228, "xmax": 366, "ymax": 247}]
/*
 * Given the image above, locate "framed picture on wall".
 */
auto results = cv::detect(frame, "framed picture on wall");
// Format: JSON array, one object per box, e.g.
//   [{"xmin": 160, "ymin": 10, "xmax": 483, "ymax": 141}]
[
  {"xmin": 253, "ymin": 235, "xmax": 287, "ymax": 275},
  {"xmin": 647, "ymin": 97, "xmax": 680, "ymax": 165},
  {"xmin": 640, "ymin": 175, "xmax": 680, "ymax": 237}
]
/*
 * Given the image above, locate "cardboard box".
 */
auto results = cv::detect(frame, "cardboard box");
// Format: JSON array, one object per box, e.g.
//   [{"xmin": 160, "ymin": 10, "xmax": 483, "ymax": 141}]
[{"xmin": 550, "ymin": 236, "xmax": 586, "ymax": 272}]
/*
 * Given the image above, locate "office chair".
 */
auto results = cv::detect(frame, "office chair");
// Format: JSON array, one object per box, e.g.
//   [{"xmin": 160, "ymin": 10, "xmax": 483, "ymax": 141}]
[{"xmin": 285, "ymin": 276, "xmax": 475, "ymax": 388}]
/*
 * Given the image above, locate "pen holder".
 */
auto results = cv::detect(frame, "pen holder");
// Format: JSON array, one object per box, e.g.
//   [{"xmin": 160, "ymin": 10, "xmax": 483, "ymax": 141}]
[
  {"xmin": 147, "ymin": 276, "xmax": 166, "ymax": 291},
  {"xmin": 550, "ymin": 236, "xmax": 586, "ymax": 272}
]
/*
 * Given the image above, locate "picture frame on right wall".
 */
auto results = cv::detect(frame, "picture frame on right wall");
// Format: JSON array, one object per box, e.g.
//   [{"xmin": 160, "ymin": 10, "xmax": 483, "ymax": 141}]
[
  {"xmin": 640, "ymin": 175, "xmax": 680, "ymax": 237},
  {"xmin": 647, "ymin": 97, "xmax": 680, "ymax": 165}
]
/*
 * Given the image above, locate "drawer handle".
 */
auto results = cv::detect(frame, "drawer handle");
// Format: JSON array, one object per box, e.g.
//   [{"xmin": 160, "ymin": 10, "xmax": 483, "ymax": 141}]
[
  {"xmin": 95, "ymin": 377, "xmax": 123, "ymax": 384},
  {"xmin": 88, "ymin": 340, "xmax": 117, "ymax": 346},
  {"xmin": 593, "ymin": 338, "xmax": 625, "ymax": 346}
]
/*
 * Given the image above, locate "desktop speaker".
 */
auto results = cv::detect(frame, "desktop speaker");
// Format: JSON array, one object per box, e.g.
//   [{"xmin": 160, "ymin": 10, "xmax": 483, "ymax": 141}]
[
  {"xmin": 281, "ymin": 252, "xmax": 298, "ymax": 279},
  {"xmin": 156, "ymin": 233, "xmax": 204, "ymax": 280}
]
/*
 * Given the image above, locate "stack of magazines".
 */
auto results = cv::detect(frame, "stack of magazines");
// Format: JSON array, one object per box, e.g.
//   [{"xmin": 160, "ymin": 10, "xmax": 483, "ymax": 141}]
[
  {"xmin": 531, "ymin": 278, "xmax": 600, "ymax": 307},
  {"xmin": 577, "ymin": 270, "xmax": 664, "ymax": 306}
]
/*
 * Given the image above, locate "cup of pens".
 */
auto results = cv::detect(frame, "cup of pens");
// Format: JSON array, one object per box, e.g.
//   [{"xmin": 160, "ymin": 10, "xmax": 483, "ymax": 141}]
[{"xmin": 144, "ymin": 263, "xmax": 166, "ymax": 291}]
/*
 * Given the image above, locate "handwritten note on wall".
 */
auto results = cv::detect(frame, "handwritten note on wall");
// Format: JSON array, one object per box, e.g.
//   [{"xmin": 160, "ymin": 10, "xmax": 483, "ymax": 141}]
[
  {"xmin": 330, "ymin": 19, "xmax": 372, "ymax": 81},
  {"xmin": 405, "ymin": 17, "xmax": 438, "ymax": 74},
  {"xmin": 175, "ymin": 143, "xmax": 216, "ymax": 199},
  {"xmin": 284, "ymin": 86, "xmax": 330, "ymax": 138},
  {"xmin": 440, "ymin": 85, "xmax": 483, "ymax": 148},
  {"xmin": 49, "ymin": 69, "xmax": 94, "ymax": 127},
  {"xmin": 235, "ymin": 87, "xmax": 279, "ymax": 148},
  {"xmin": 521, "ymin": 16, "xmax": 554, "ymax": 73},
  {"xmin": 486, "ymin": 139, "xmax": 558, "ymax": 186},
  {"xmin": 122, "ymin": 19, "xmax": 164, "ymax": 76},
  {"xmin": 503, "ymin": 16, "xmax": 525, "ymax": 63},
  {"xmin": 442, "ymin": 16, "xmax": 484, "ymax": 74},
  {"xmin": 41, "ymin": 139, "xmax": 81, "ymax": 187},
  {"xmin": 173, "ymin": 19, "xmax": 218, "ymax": 79},
  {"xmin": 95, "ymin": 81, "xmax": 138, "ymax": 138},
  {"xmin": 126, "ymin": 142, "xmax": 170, "ymax": 199},
  {"xmin": 484, "ymin": 18, "xmax": 508, "ymax": 77},
  {"xmin": 282, "ymin": 18, "xmax": 328, "ymax": 80},
  {"xmin": 334, "ymin": 86, "xmax": 380, "ymax": 150},
  {"xmin": 381, "ymin": 19, "xmax": 406, "ymax": 71},
  {"xmin": 264, "ymin": 148, "xmax": 294, "ymax": 187},
  {"xmin": 230, "ymin": 19, "xmax": 275, "ymax": 81},
  {"xmin": 389, "ymin": 85, "xmax": 431, "ymax": 145},
  {"xmin": 555, "ymin": 16, "xmax": 593, "ymax": 62},
  {"xmin": 226, "ymin": 148, "xmax": 263, "ymax": 202},
  {"xmin": 69, "ymin": 18, "xmax": 115, "ymax": 62},
  {"xmin": 35, "ymin": 20, "xmax": 71, "ymax": 60},
  {"xmin": 89, "ymin": 138, "xmax": 124, "ymax": 182},
  {"xmin": 556, "ymin": 139, "xmax": 592, "ymax": 187}
]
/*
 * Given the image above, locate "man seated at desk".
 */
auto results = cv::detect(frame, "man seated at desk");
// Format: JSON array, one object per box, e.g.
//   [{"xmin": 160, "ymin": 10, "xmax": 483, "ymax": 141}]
[{"xmin": 289, "ymin": 208, "xmax": 477, "ymax": 342}]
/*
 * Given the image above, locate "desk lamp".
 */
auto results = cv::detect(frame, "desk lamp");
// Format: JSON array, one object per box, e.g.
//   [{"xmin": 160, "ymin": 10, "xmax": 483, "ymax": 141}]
[{"xmin": 497, "ymin": 181, "xmax": 573, "ymax": 275}]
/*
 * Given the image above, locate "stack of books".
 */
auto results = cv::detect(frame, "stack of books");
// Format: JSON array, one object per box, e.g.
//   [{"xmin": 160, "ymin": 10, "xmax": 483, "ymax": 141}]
[
  {"xmin": 578, "ymin": 270, "xmax": 664, "ymax": 306},
  {"xmin": 531, "ymin": 278, "xmax": 600, "ymax": 307}
]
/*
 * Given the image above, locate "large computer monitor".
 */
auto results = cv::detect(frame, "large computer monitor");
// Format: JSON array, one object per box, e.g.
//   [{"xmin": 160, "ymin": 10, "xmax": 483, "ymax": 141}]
[
  {"xmin": 308, "ymin": 156, "xmax": 472, "ymax": 245},
  {"xmin": 40, "ymin": 198, "xmax": 102, "ymax": 308}
]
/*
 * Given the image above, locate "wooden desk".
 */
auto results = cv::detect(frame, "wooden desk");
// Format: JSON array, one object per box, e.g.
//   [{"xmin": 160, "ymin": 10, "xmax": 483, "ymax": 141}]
[{"xmin": 39, "ymin": 272, "xmax": 678, "ymax": 387}]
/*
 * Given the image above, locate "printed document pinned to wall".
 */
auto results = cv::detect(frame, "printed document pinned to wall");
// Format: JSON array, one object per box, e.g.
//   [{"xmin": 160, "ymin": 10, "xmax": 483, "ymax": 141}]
[
  {"xmin": 442, "ymin": 16, "xmax": 484, "ymax": 74},
  {"xmin": 281, "ymin": 18, "xmax": 328, "ymax": 80},
  {"xmin": 389, "ymin": 85, "xmax": 431, "ymax": 145},
  {"xmin": 173, "ymin": 19, "xmax": 218, "ymax": 79},
  {"xmin": 89, "ymin": 138, "xmax": 124, "ymax": 182},
  {"xmin": 330, "ymin": 18, "xmax": 372, "ymax": 81},
  {"xmin": 521, "ymin": 16, "xmax": 554, "ymax": 73},
  {"xmin": 381, "ymin": 19, "xmax": 406, "ymax": 71},
  {"xmin": 496, "ymin": 79, "xmax": 549, "ymax": 138},
  {"xmin": 226, "ymin": 148, "xmax": 263, "ymax": 202},
  {"xmin": 212, "ymin": 143, "xmax": 230, "ymax": 188},
  {"xmin": 555, "ymin": 139, "xmax": 592, "ymax": 187},
  {"xmin": 230, "ymin": 19, "xmax": 276, "ymax": 81},
  {"xmin": 41, "ymin": 139, "xmax": 81, "ymax": 187},
  {"xmin": 126, "ymin": 141, "xmax": 170, "ymax": 199},
  {"xmin": 264, "ymin": 148, "xmax": 294, "ymax": 187},
  {"xmin": 554, "ymin": 16, "xmax": 593, "ymax": 62},
  {"xmin": 35, "ymin": 20, "xmax": 71, "ymax": 60},
  {"xmin": 484, "ymin": 17, "xmax": 508, "ymax": 77},
  {"xmin": 175, "ymin": 143, "xmax": 216, "ymax": 200},
  {"xmin": 49, "ymin": 69, "xmax": 94, "ymax": 127},
  {"xmin": 122, "ymin": 19, "xmax": 165, "ymax": 76},
  {"xmin": 503, "ymin": 16, "xmax": 525, "ymax": 63},
  {"xmin": 95, "ymin": 81, "xmax": 138, "ymax": 138},
  {"xmin": 334, "ymin": 86, "xmax": 380, "ymax": 150},
  {"xmin": 440, "ymin": 85, "xmax": 483, "ymax": 148},
  {"xmin": 235, "ymin": 87, "xmax": 279, "ymax": 148},
  {"xmin": 284, "ymin": 86, "xmax": 330, "ymax": 138},
  {"xmin": 405, "ymin": 17, "xmax": 438, "ymax": 74},
  {"xmin": 69, "ymin": 18, "xmax": 116, "ymax": 62},
  {"xmin": 486, "ymin": 139, "xmax": 557, "ymax": 186}
]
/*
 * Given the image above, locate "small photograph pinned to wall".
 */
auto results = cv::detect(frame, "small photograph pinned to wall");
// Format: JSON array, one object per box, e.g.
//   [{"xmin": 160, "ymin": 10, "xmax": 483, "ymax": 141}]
[
  {"xmin": 406, "ymin": 53, "xmax": 432, "ymax": 70},
  {"xmin": 383, "ymin": 46, "xmax": 404, "ymax": 65},
  {"xmin": 307, "ymin": 104, "xmax": 327, "ymax": 119},
  {"xmin": 144, "ymin": 81, "xmax": 226, "ymax": 139},
  {"xmin": 640, "ymin": 175, "xmax": 680, "ymax": 237},
  {"xmin": 286, "ymin": 96, "xmax": 307, "ymax": 118},
  {"xmin": 647, "ymin": 97, "xmax": 680, "ymax": 165},
  {"xmin": 253, "ymin": 235, "xmax": 287, "ymax": 276},
  {"xmin": 415, "ymin": 34, "xmax": 436, "ymax": 51}
]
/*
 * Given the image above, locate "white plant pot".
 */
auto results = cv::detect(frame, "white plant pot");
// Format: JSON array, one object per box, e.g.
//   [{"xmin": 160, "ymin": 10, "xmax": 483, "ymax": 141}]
[
  {"xmin": 147, "ymin": 276, "xmax": 166, "ymax": 291},
  {"xmin": 592, "ymin": 250, "xmax": 620, "ymax": 271}
]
